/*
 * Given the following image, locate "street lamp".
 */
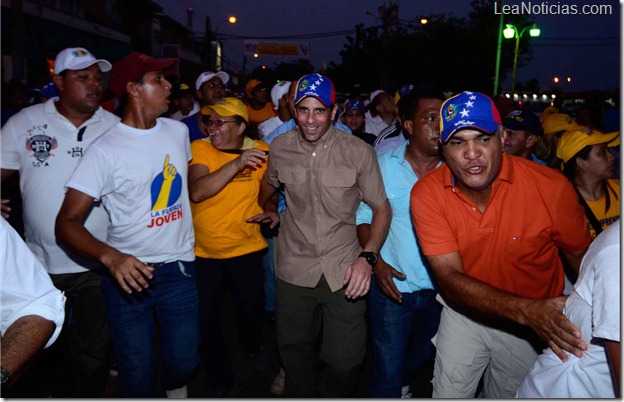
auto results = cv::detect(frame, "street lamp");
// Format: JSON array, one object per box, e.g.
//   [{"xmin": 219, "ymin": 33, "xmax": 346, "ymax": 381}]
[
  {"xmin": 208, "ymin": 16, "xmax": 237, "ymax": 71},
  {"xmin": 504, "ymin": 23, "xmax": 540, "ymax": 93}
]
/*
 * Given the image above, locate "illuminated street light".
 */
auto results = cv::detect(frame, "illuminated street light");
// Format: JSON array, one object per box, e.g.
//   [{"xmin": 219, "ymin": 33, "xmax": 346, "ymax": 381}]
[
  {"xmin": 504, "ymin": 23, "xmax": 540, "ymax": 93},
  {"xmin": 553, "ymin": 76, "xmax": 560, "ymax": 83},
  {"xmin": 420, "ymin": 18, "xmax": 428, "ymax": 24},
  {"xmin": 210, "ymin": 15, "xmax": 237, "ymax": 71}
]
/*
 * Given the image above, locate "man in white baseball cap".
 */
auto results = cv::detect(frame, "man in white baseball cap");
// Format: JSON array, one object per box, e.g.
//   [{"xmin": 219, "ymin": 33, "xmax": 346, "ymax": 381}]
[
  {"xmin": 258, "ymin": 80, "xmax": 291, "ymax": 140},
  {"xmin": 53, "ymin": 47, "xmax": 112, "ymax": 74},
  {"xmin": 181, "ymin": 71, "xmax": 230, "ymax": 142},
  {"xmin": 1, "ymin": 46, "xmax": 119, "ymax": 397}
]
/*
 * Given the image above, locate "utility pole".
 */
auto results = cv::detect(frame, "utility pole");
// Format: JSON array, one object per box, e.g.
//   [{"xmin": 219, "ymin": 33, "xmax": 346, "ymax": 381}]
[
  {"xmin": 204, "ymin": 16, "xmax": 213, "ymax": 70},
  {"xmin": 493, "ymin": 0, "xmax": 504, "ymax": 97}
]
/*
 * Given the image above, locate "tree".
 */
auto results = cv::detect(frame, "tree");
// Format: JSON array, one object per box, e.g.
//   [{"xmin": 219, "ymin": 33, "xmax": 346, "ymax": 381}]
[{"xmin": 327, "ymin": 0, "xmax": 536, "ymax": 94}]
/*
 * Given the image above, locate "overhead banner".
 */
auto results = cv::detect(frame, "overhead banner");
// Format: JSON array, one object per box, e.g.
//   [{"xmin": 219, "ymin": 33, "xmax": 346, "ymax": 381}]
[{"xmin": 244, "ymin": 40, "xmax": 310, "ymax": 59}]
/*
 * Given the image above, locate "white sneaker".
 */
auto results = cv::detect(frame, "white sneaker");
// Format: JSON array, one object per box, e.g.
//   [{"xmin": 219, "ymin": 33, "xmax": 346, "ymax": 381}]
[
  {"xmin": 166, "ymin": 385, "xmax": 188, "ymax": 398},
  {"xmin": 269, "ymin": 368, "xmax": 285, "ymax": 395},
  {"xmin": 401, "ymin": 385, "xmax": 412, "ymax": 398}
]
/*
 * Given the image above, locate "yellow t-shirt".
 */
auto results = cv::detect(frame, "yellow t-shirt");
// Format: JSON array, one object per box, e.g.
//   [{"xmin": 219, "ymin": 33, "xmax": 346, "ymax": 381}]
[
  {"xmin": 190, "ymin": 137, "xmax": 269, "ymax": 259},
  {"xmin": 585, "ymin": 179, "xmax": 620, "ymax": 240}
]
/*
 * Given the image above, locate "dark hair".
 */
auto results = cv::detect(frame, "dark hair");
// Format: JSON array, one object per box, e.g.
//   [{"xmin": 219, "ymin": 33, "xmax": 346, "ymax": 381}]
[
  {"xmin": 562, "ymin": 145, "xmax": 592, "ymax": 181},
  {"xmin": 562, "ymin": 144, "xmax": 615, "ymax": 212},
  {"xmin": 397, "ymin": 85, "xmax": 446, "ymax": 122}
]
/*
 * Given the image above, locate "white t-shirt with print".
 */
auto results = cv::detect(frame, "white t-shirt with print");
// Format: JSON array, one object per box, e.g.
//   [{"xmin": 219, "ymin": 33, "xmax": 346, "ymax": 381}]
[
  {"xmin": 65, "ymin": 118, "xmax": 195, "ymax": 263},
  {"xmin": 1, "ymin": 98, "xmax": 119, "ymax": 274}
]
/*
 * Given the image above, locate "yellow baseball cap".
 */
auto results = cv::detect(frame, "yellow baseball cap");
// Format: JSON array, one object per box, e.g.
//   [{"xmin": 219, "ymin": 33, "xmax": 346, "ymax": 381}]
[
  {"xmin": 541, "ymin": 113, "xmax": 582, "ymax": 136},
  {"xmin": 556, "ymin": 127, "xmax": 620, "ymax": 164},
  {"xmin": 201, "ymin": 97, "xmax": 249, "ymax": 123}
]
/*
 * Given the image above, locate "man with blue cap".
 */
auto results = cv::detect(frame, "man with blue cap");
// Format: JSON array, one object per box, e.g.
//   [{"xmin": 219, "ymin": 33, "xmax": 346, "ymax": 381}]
[
  {"xmin": 248, "ymin": 73, "xmax": 391, "ymax": 397},
  {"xmin": 410, "ymin": 91, "xmax": 591, "ymax": 398}
]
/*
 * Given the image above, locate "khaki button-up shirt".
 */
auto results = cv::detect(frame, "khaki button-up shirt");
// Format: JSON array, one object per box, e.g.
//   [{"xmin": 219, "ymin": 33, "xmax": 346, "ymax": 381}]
[{"xmin": 266, "ymin": 125, "xmax": 387, "ymax": 292}]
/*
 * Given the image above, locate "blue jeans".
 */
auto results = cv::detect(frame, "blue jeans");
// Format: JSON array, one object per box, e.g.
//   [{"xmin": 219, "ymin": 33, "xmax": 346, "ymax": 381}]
[
  {"xmin": 368, "ymin": 279, "xmax": 441, "ymax": 397},
  {"xmin": 101, "ymin": 260, "xmax": 200, "ymax": 397}
]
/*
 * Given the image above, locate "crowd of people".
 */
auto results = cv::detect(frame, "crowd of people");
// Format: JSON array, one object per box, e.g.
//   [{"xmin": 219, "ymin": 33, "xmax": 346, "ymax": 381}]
[{"xmin": 0, "ymin": 46, "xmax": 620, "ymax": 399}]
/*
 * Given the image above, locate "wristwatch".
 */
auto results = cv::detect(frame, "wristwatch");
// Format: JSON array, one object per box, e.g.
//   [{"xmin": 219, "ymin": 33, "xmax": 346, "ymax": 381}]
[
  {"xmin": 359, "ymin": 251, "xmax": 378, "ymax": 267},
  {"xmin": 1, "ymin": 366, "xmax": 10, "ymax": 386}
]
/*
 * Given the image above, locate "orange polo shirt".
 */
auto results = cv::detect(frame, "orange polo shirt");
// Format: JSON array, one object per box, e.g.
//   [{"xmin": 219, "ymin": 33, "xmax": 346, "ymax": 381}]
[{"xmin": 410, "ymin": 153, "xmax": 590, "ymax": 299}]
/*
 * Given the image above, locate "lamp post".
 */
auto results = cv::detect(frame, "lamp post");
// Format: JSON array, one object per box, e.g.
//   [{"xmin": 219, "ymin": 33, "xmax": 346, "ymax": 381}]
[
  {"xmin": 493, "ymin": 0, "xmax": 505, "ymax": 97},
  {"xmin": 206, "ymin": 15, "xmax": 237, "ymax": 71},
  {"xmin": 504, "ymin": 23, "xmax": 540, "ymax": 93}
]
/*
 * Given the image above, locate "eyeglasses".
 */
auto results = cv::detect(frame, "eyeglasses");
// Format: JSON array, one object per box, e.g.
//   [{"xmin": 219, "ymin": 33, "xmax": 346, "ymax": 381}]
[
  {"xmin": 205, "ymin": 83, "xmax": 225, "ymax": 89},
  {"xmin": 202, "ymin": 119, "xmax": 237, "ymax": 127},
  {"xmin": 253, "ymin": 87, "xmax": 268, "ymax": 93}
]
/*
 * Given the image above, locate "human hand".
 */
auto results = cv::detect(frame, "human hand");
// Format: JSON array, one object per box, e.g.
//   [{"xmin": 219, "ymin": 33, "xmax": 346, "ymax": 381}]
[
  {"xmin": 245, "ymin": 210, "xmax": 280, "ymax": 227},
  {"xmin": 101, "ymin": 251, "xmax": 155, "ymax": 294},
  {"xmin": 236, "ymin": 149, "xmax": 267, "ymax": 170},
  {"xmin": 162, "ymin": 154, "xmax": 177, "ymax": 182},
  {"xmin": 343, "ymin": 257, "xmax": 372, "ymax": 299},
  {"xmin": 525, "ymin": 296, "xmax": 588, "ymax": 361},
  {"xmin": 1, "ymin": 198, "xmax": 11, "ymax": 219},
  {"xmin": 373, "ymin": 257, "xmax": 406, "ymax": 303}
]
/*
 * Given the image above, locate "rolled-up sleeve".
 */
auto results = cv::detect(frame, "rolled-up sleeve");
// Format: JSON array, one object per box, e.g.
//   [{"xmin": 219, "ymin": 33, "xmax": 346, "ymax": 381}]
[{"xmin": 1, "ymin": 219, "xmax": 66, "ymax": 348}]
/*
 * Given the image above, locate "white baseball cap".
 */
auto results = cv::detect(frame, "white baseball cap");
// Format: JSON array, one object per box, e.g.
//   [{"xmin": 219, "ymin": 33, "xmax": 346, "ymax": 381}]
[
  {"xmin": 270, "ymin": 81, "xmax": 291, "ymax": 109},
  {"xmin": 195, "ymin": 71, "xmax": 230, "ymax": 90},
  {"xmin": 54, "ymin": 47, "xmax": 112, "ymax": 74}
]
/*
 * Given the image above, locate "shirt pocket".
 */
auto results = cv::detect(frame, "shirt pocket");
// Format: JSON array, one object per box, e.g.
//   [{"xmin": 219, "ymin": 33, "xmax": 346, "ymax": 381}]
[
  {"xmin": 321, "ymin": 168, "xmax": 356, "ymax": 188},
  {"xmin": 278, "ymin": 168, "xmax": 306, "ymax": 186},
  {"xmin": 387, "ymin": 187, "xmax": 411, "ymax": 219},
  {"xmin": 321, "ymin": 168, "xmax": 358, "ymax": 214}
]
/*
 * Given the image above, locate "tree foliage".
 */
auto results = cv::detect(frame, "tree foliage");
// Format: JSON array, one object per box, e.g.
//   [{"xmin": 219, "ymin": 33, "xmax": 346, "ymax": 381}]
[
  {"xmin": 327, "ymin": 0, "xmax": 536, "ymax": 94},
  {"xmin": 256, "ymin": 1, "xmax": 537, "ymax": 95}
]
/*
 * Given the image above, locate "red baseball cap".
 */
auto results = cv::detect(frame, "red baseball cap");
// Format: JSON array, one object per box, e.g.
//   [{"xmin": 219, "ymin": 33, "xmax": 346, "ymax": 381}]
[{"xmin": 108, "ymin": 52, "xmax": 176, "ymax": 98}]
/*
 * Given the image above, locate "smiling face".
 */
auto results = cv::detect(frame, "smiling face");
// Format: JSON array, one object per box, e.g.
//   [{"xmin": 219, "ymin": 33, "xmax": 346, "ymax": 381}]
[
  {"xmin": 54, "ymin": 64, "xmax": 104, "ymax": 114},
  {"xmin": 443, "ymin": 128, "xmax": 503, "ymax": 195},
  {"xmin": 294, "ymin": 96, "xmax": 336, "ymax": 146},
  {"xmin": 202, "ymin": 112, "xmax": 245, "ymax": 149}
]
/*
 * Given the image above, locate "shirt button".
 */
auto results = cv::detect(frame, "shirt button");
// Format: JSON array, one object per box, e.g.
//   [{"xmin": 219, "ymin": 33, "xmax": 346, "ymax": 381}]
[
  {"xmin": 312, "ymin": 152, "xmax": 316, "ymax": 157},
  {"xmin": 472, "ymin": 207, "xmax": 476, "ymax": 211},
  {"xmin": 323, "ymin": 145, "xmax": 327, "ymax": 149}
]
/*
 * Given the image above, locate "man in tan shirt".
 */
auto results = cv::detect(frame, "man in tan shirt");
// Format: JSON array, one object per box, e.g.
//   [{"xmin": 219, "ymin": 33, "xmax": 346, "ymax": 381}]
[{"xmin": 249, "ymin": 73, "xmax": 391, "ymax": 397}]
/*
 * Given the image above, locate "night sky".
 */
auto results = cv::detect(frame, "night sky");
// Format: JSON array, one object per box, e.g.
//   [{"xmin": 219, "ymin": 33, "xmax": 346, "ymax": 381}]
[{"xmin": 154, "ymin": 0, "xmax": 620, "ymax": 92}]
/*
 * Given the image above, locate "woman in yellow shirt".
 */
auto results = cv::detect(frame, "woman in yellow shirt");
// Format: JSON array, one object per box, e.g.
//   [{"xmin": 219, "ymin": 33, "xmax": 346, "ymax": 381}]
[
  {"xmin": 557, "ymin": 128, "xmax": 620, "ymax": 240},
  {"xmin": 188, "ymin": 97, "xmax": 269, "ymax": 396}
]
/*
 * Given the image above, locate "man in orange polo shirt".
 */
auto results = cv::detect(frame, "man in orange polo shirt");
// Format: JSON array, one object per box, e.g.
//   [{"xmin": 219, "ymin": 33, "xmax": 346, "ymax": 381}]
[{"xmin": 410, "ymin": 91, "xmax": 591, "ymax": 398}]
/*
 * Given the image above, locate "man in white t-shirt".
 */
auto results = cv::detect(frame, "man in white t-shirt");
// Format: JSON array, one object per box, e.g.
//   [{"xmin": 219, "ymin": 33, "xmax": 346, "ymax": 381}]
[
  {"xmin": 1, "ymin": 47, "xmax": 118, "ymax": 397},
  {"xmin": 516, "ymin": 219, "xmax": 620, "ymax": 398},
  {"xmin": 55, "ymin": 52, "xmax": 199, "ymax": 398}
]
